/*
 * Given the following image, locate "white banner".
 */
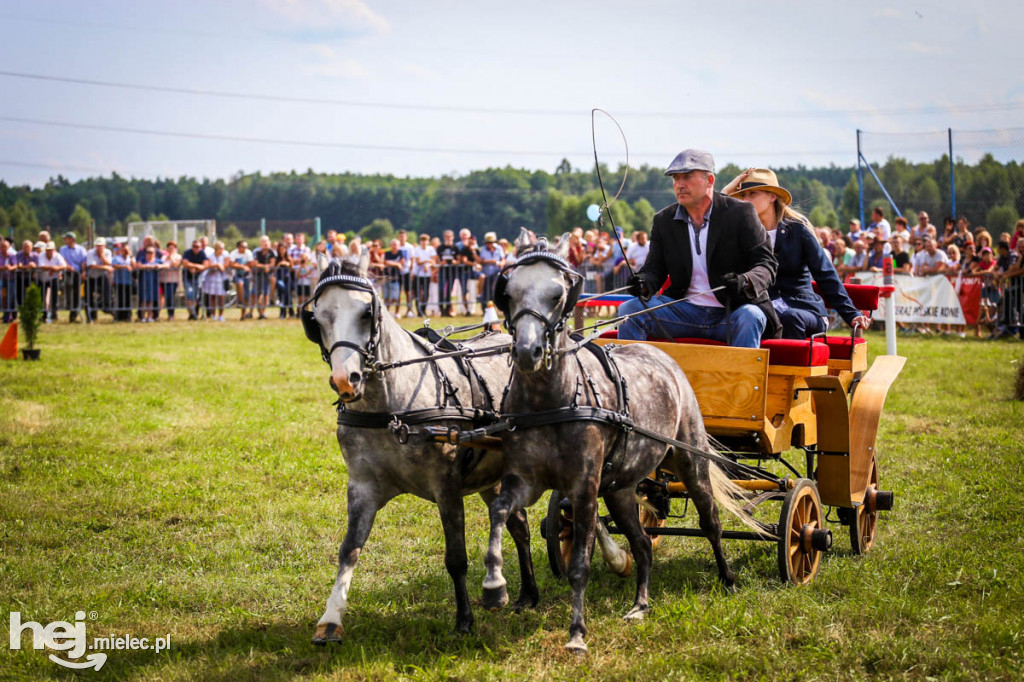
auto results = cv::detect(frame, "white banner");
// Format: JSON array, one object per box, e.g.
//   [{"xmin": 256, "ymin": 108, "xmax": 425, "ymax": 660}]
[{"xmin": 856, "ymin": 273, "xmax": 966, "ymax": 324}]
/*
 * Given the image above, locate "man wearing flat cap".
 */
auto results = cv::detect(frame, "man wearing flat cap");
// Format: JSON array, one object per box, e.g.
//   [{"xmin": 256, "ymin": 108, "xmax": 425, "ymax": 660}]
[{"xmin": 619, "ymin": 149, "xmax": 780, "ymax": 347}]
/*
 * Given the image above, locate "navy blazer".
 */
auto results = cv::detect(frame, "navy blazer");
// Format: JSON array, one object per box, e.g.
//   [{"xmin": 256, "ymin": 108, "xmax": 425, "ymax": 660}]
[
  {"xmin": 770, "ymin": 218, "xmax": 860, "ymax": 324},
  {"xmin": 637, "ymin": 192, "xmax": 781, "ymax": 338}
]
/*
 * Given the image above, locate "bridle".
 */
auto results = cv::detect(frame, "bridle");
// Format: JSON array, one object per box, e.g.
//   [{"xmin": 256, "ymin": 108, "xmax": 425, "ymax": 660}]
[
  {"xmin": 493, "ymin": 248, "xmax": 583, "ymax": 369},
  {"xmin": 301, "ymin": 267, "xmax": 383, "ymax": 370}
]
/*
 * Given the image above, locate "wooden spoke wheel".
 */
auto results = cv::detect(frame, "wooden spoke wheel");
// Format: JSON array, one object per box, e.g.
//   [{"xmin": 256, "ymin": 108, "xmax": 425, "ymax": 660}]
[
  {"xmin": 544, "ymin": 491, "xmax": 573, "ymax": 579},
  {"xmin": 638, "ymin": 497, "xmax": 667, "ymax": 551},
  {"xmin": 777, "ymin": 479, "xmax": 829, "ymax": 585},
  {"xmin": 850, "ymin": 457, "xmax": 880, "ymax": 555}
]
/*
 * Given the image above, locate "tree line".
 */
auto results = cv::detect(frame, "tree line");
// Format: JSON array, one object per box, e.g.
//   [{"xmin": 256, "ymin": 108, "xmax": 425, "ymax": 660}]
[{"xmin": 2, "ymin": 154, "xmax": 1022, "ymax": 246}]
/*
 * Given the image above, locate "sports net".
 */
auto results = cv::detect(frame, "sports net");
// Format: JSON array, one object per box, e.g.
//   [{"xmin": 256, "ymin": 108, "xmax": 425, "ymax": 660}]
[{"xmin": 858, "ymin": 127, "xmax": 1024, "ymax": 235}]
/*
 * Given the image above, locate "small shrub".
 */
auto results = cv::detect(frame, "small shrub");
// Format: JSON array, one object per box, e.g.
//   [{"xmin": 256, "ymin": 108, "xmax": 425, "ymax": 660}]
[{"xmin": 18, "ymin": 284, "xmax": 43, "ymax": 350}]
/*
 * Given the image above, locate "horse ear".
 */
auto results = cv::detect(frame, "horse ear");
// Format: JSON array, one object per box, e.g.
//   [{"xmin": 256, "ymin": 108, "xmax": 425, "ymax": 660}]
[
  {"xmin": 553, "ymin": 232, "xmax": 572, "ymax": 259},
  {"xmin": 358, "ymin": 247, "xmax": 370, "ymax": 279},
  {"xmin": 514, "ymin": 227, "xmax": 534, "ymax": 255},
  {"xmin": 315, "ymin": 250, "xmax": 330, "ymax": 274}
]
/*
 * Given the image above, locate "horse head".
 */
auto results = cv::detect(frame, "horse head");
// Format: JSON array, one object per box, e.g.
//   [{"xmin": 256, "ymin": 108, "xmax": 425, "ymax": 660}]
[
  {"xmin": 500, "ymin": 231, "xmax": 579, "ymax": 374},
  {"xmin": 304, "ymin": 249, "xmax": 383, "ymax": 402}
]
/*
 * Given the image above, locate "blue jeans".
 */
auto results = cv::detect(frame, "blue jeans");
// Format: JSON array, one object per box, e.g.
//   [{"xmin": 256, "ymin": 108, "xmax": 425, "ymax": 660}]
[{"xmin": 618, "ymin": 295, "xmax": 767, "ymax": 348}]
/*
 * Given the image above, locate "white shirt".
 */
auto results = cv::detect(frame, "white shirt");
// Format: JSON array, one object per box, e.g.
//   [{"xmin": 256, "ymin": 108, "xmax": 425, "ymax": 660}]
[
  {"xmin": 37, "ymin": 252, "xmax": 66, "ymax": 282},
  {"xmin": 412, "ymin": 245, "xmax": 436, "ymax": 277},
  {"xmin": 625, "ymin": 242, "xmax": 650, "ymax": 268},
  {"xmin": 872, "ymin": 219, "xmax": 892, "ymax": 241},
  {"xmin": 913, "ymin": 249, "xmax": 949, "ymax": 275},
  {"xmin": 85, "ymin": 249, "xmax": 111, "ymax": 278},
  {"xmin": 676, "ymin": 204, "xmax": 722, "ymax": 308}
]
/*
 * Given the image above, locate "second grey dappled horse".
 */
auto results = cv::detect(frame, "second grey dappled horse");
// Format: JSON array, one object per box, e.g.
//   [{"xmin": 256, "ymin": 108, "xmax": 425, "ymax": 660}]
[
  {"xmin": 306, "ymin": 254, "xmax": 538, "ymax": 644},
  {"xmin": 482, "ymin": 233, "xmax": 750, "ymax": 653}
]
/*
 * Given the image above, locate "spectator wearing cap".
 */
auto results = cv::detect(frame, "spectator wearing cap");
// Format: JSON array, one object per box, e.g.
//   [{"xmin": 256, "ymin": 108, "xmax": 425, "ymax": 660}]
[
  {"xmin": 620, "ymin": 151, "xmax": 779, "ymax": 348},
  {"xmin": 110, "ymin": 242, "xmax": 134, "ymax": 322},
  {"xmin": 36, "ymin": 241, "xmax": 67, "ymax": 322},
  {"xmin": 723, "ymin": 168, "xmax": 869, "ymax": 339},
  {"xmin": 476, "ymin": 231, "xmax": 505, "ymax": 307},
  {"xmin": 84, "ymin": 238, "xmax": 113, "ymax": 322},
  {"xmin": 59, "ymin": 231, "xmax": 88, "ymax": 322},
  {"xmin": 848, "ymin": 218, "xmax": 865, "ymax": 242},
  {"xmin": 136, "ymin": 244, "xmax": 163, "ymax": 322}
]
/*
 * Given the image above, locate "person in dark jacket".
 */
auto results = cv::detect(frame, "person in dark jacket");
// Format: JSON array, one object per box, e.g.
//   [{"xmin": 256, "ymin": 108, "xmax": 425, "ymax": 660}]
[
  {"xmin": 723, "ymin": 168, "xmax": 871, "ymax": 338},
  {"xmin": 620, "ymin": 149, "xmax": 780, "ymax": 347}
]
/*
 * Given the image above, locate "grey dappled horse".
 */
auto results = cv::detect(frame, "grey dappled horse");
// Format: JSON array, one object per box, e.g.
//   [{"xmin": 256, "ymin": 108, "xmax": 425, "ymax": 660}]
[
  {"xmin": 482, "ymin": 232, "xmax": 741, "ymax": 653},
  {"xmin": 307, "ymin": 253, "xmax": 538, "ymax": 644}
]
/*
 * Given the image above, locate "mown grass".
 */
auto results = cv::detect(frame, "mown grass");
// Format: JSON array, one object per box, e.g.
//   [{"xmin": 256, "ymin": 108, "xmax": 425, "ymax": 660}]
[{"xmin": 1, "ymin": 317, "xmax": 1023, "ymax": 680}]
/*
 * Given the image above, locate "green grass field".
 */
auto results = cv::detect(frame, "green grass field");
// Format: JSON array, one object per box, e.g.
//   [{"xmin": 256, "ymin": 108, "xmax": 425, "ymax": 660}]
[{"xmin": 2, "ymin": 317, "xmax": 1023, "ymax": 680}]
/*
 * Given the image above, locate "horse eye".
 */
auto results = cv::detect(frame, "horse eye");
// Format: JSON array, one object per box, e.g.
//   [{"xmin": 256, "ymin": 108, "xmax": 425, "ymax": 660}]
[{"xmin": 361, "ymin": 308, "xmax": 373, "ymax": 320}]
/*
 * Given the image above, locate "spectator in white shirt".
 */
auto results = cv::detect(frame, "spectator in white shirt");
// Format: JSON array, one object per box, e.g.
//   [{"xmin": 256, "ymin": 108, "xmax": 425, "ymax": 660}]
[{"xmin": 913, "ymin": 238, "xmax": 949, "ymax": 276}]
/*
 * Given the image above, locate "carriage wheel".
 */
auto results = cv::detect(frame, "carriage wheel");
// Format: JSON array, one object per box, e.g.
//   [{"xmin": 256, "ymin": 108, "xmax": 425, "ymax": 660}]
[
  {"xmin": 777, "ymin": 479, "xmax": 830, "ymax": 585},
  {"xmin": 638, "ymin": 497, "xmax": 667, "ymax": 551},
  {"xmin": 850, "ymin": 457, "xmax": 880, "ymax": 555},
  {"xmin": 544, "ymin": 491, "xmax": 572, "ymax": 579}
]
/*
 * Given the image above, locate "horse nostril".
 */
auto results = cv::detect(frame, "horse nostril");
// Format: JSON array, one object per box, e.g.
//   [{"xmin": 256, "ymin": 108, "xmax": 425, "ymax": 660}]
[
  {"xmin": 329, "ymin": 377, "xmax": 338, "ymax": 391},
  {"xmin": 349, "ymin": 371, "xmax": 362, "ymax": 385},
  {"xmin": 532, "ymin": 345, "xmax": 543, "ymax": 359}
]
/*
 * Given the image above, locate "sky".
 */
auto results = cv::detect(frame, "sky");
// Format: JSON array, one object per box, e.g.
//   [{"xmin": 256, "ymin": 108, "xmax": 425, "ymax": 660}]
[{"xmin": 1, "ymin": 0, "xmax": 1022, "ymax": 189}]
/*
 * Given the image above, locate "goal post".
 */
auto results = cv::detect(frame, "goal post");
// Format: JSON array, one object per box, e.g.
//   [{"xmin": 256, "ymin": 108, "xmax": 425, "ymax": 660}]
[{"xmin": 127, "ymin": 220, "xmax": 217, "ymax": 249}]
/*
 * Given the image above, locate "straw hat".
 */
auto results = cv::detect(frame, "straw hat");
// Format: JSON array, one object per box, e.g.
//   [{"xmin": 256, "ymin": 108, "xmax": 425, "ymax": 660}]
[{"xmin": 727, "ymin": 168, "xmax": 792, "ymax": 206}]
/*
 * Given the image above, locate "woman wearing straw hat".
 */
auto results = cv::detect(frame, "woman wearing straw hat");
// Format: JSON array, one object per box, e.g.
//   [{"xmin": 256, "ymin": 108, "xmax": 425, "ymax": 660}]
[{"xmin": 724, "ymin": 168, "xmax": 871, "ymax": 339}]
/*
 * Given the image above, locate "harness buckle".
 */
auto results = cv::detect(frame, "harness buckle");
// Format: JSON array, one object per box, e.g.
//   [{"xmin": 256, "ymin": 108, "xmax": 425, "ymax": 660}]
[{"xmin": 389, "ymin": 417, "xmax": 410, "ymax": 445}]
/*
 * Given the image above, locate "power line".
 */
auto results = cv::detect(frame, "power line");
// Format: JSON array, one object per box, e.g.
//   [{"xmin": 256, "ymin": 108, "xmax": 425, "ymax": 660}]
[
  {"xmin": 3, "ymin": 70, "xmax": 1023, "ymax": 119},
  {"xmin": 0, "ymin": 114, "xmax": 851, "ymax": 157}
]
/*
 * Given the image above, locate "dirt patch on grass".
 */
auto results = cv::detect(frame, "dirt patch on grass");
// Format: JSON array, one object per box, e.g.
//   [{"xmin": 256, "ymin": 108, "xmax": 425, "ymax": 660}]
[{"xmin": 2, "ymin": 400, "xmax": 51, "ymax": 435}]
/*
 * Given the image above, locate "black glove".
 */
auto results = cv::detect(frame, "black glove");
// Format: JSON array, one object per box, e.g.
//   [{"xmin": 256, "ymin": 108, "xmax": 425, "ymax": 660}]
[
  {"xmin": 627, "ymin": 274, "xmax": 650, "ymax": 300},
  {"xmin": 721, "ymin": 272, "xmax": 749, "ymax": 299}
]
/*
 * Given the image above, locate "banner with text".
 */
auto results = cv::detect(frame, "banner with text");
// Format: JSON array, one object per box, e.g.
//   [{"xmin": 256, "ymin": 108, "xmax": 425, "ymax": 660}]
[{"xmin": 857, "ymin": 273, "xmax": 967, "ymax": 324}]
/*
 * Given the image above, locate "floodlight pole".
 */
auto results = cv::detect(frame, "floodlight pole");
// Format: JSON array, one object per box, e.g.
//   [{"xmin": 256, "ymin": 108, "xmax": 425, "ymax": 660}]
[
  {"xmin": 948, "ymin": 128, "xmax": 956, "ymax": 219},
  {"xmin": 857, "ymin": 129, "xmax": 865, "ymax": 228}
]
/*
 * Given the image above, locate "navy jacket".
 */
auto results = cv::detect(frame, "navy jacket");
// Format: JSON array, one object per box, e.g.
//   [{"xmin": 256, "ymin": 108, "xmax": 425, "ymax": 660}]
[
  {"xmin": 638, "ymin": 192, "xmax": 781, "ymax": 338},
  {"xmin": 770, "ymin": 218, "xmax": 860, "ymax": 324}
]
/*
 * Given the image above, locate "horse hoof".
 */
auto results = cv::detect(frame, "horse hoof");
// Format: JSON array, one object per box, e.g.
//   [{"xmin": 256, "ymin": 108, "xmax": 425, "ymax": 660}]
[
  {"xmin": 623, "ymin": 605, "xmax": 648, "ymax": 621},
  {"xmin": 564, "ymin": 634, "xmax": 588, "ymax": 654},
  {"xmin": 511, "ymin": 591, "xmax": 539, "ymax": 613},
  {"xmin": 482, "ymin": 586, "xmax": 509, "ymax": 612},
  {"xmin": 454, "ymin": 616, "xmax": 474, "ymax": 635},
  {"xmin": 311, "ymin": 622, "xmax": 344, "ymax": 645}
]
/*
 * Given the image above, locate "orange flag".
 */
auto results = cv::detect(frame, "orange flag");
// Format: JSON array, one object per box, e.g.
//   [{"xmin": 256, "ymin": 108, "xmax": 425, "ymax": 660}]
[{"xmin": 0, "ymin": 321, "xmax": 17, "ymax": 360}]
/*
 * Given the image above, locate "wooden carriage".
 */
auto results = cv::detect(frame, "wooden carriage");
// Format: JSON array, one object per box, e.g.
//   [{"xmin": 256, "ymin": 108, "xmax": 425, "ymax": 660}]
[{"xmin": 550, "ymin": 284, "xmax": 905, "ymax": 584}]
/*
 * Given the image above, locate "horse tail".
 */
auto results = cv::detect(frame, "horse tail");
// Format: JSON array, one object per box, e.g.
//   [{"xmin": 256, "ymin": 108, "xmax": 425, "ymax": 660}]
[{"xmin": 707, "ymin": 463, "xmax": 778, "ymax": 540}]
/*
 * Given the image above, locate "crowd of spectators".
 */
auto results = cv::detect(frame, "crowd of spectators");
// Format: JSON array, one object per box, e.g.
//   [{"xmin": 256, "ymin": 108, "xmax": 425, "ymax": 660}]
[
  {"xmin": 3, "ymin": 212, "xmax": 1020, "ymax": 338},
  {"xmin": 810, "ymin": 208, "xmax": 1024, "ymax": 338},
  {"xmin": 1, "ymin": 225, "xmax": 647, "ymax": 323}
]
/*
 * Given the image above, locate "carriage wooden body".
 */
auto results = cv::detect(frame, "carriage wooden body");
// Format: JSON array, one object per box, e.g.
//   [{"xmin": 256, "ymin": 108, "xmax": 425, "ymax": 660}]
[{"xmin": 545, "ymin": 284, "xmax": 905, "ymax": 585}]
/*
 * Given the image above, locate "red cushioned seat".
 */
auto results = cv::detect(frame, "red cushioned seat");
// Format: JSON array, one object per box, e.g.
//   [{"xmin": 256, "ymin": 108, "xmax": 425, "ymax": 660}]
[
  {"xmin": 811, "ymin": 281, "xmax": 880, "ymax": 312},
  {"xmin": 823, "ymin": 335, "xmax": 866, "ymax": 360},
  {"xmin": 760, "ymin": 339, "xmax": 829, "ymax": 366},
  {"xmin": 599, "ymin": 330, "xmax": 619, "ymax": 338}
]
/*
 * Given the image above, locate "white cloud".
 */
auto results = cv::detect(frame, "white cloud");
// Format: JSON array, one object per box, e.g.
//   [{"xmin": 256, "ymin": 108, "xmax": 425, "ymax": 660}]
[
  {"xmin": 260, "ymin": 0, "xmax": 390, "ymax": 34},
  {"xmin": 900, "ymin": 42, "xmax": 942, "ymax": 56},
  {"xmin": 306, "ymin": 44, "xmax": 370, "ymax": 78}
]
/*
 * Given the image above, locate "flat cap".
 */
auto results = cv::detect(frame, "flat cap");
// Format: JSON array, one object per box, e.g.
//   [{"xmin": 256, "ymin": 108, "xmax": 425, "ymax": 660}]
[{"xmin": 664, "ymin": 149, "xmax": 715, "ymax": 176}]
